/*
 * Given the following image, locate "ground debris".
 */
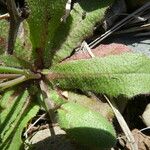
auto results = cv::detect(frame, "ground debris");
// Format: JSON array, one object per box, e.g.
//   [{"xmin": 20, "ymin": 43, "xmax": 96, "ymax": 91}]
[{"xmin": 117, "ymin": 129, "xmax": 150, "ymax": 150}]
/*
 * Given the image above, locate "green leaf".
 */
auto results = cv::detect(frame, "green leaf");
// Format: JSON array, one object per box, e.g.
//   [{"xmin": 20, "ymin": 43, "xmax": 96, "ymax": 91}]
[
  {"xmin": 14, "ymin": 21, "xmax": 33, "ymax": 62},
  {"xmin": 0, "ymin": 54, "xmax": 32, "ymax": 69},
  {"xmin": 0, "ymin": 89, "xmax": 15, "ymax": 112},
  {"xmin": 51, "ymin": 0, "xmax": 114, "ymax": 64},
  {"xmin": 0, "ymin": 66, "xmax": 25, "ymax": 74},
  {"xmin": 0, "ymin": 19, "xmax": 32, "ymax": 61},
  {"xmin": 27, "ymin": 0, "xmax": 114, "ymax": 68},
  {"xmin": 27, "ymin": 0, "xmax": 67, "ymax": 68},
  {"xmin": 0, "ymin": 89, "xmax": 39, "ymax": 150},
  {"xmin": 0, "ymin": 90, "xmax": 29, "ymax": 138},
  {"xmin": 48, "ymin": 89, "xmax": 67, "ymax": 106},
  {"xmin": 6, "ymin": 102, "xmax": 39, "ymax": 150},
  {"xmin": 48, "ymin": 53, "xmax": 150, "ymax": 97},
  {"xmin": 57, "ymin": 102, "xmax": 116, "ymax": 148},
  {"xmin": 67, "ymin": 91, "xmax": 114, "ymax": 119},
  {"xmin": 0, "ymin": 20, "xmax": 8, "ymax": 54}
]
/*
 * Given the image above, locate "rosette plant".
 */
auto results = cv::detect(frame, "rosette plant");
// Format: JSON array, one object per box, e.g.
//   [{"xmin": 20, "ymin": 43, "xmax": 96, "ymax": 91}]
[{"xmin": 1, "ymin": 0, "xmax": 150, "ymax": 149}]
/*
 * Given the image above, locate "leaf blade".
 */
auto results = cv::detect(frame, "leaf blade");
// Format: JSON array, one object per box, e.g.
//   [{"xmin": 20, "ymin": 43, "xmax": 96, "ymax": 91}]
[
  {"xmin": 58, "ymin": 102, "xmax": 116, "ymax": 148},
  {"xmin": 0, "ymin": 89, "xmax": 39, "ymax": 150},
  {"xmin": 48, "ymin": 53, "xmax": 150, "ymax": 97},
  {"xmin": 52, "ymin": 0, "xmax": 114, "ymax": 64},
  {"xmin": 27, "ymin": 0, "xmax": 67, "ymax": 68}
]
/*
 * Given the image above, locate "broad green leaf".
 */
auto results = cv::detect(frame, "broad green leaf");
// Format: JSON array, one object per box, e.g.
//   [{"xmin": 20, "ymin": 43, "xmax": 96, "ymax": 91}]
[
  {"xmin": 67, "ymin": 91, "xmax": 114, "ymax": 119},
  {"xmin": 48, "ymin": 53, "xmax": 150, "ymax": 97},
  {"xmin": 58, "ymin": 102, "xmax": 116, "ymax": 148},
  {"xmin": 0, "ymin": 89, "xmax": 39, "ymax": 150},
  {"xmin": 27, "ymin": 0, "xmax": 67, "ymax": 68},
  {"xmin": 51, "ymin": 0, "xmax": 114, "ymax": 65}
]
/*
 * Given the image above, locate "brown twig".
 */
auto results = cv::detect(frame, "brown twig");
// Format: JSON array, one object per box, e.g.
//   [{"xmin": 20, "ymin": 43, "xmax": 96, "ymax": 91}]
[
  {"xmin": 6, "ymin": 0, "xmax": 22, "ymax": 54},
  {"xmin": 24, "ymin": 113, "xmax": 46, "ymax": 138},
  {"xmin": 6, "ymin": 0, "xmax": 29, "ymax": 54}
]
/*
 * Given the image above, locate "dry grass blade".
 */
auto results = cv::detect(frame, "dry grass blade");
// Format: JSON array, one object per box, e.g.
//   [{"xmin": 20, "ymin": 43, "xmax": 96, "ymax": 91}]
[
  {"xmin": 89, "ymin": 2, "xmax": 150, "ymax": 48},
  {"xmin": 24, "ymin": 113, "xmax": 46, "ymax": 138},
  {"xmin": 140, "ymin": 126, "xmax": 150, "ymax": 132},
  {"xmin": 114, "ymin": 23, "xmax": 150, "ymax": 34},
  {"xmin": 0, "ymin": 13, "xmax": 10, "ymax": 20},
  {"xmin": 103, "ymin": 95, "xmax": 138, "ymax": 150},
  {"xmin": 134, "ymin": 31, "xmax": 150, "ymax": 37}
]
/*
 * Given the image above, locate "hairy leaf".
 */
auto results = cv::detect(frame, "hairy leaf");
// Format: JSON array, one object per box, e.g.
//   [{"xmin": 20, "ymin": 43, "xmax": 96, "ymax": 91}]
[
  {"xmin": 5, "ymin": 103, "xmax": 39, "ymax": 150},
  {"xmin": 0, "ymin": 54, "xmax": 32, "ymax": 69},
  {"xmin": 58, "ymin": 102, "xmax": 116, "ymax": 148},
  {"xmin": 48, "ymin": 89, "xmax": 67, "ymax": 106},
  {"xmin": 14, "ymin": 22, "xmax": 33, "ymax": 62},
  {"xmin": 67, "ymin": 91, "xmax": 114, "ymax": 120},
  {"xmin": 0, "ymin": 20, "xmax": 32, "ymax": 61},
  {"xmin": 52, "ymin": 0, "xmax": 114, "ymax": 64},
  {"xmin": 0, "ymin": 66, "xmax": 25, "ymax": 74},
  {"xmin": 27, "ymin": 0, "xmax": 67, "ymax": 68},
  {"xmin": 0, "ymin": 90, "xmax": 29, "ymax": 138},
  {"xmin": 48, "ymin": 53, "xmax": 150, "ymax": 97},
  {"xmin": 0, "ymin": 89, "xmax": 39, "ymax": 149},
  {"xmin": 0, "ymin": 20, "xmax": 8, "ymax": 54},
  {"xmin": 0, "ymin": 89, "xmax": 15, "ymax": 112}
]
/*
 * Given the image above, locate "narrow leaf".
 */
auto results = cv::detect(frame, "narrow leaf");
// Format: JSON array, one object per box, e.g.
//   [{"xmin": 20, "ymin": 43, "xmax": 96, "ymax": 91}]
[
  {"xmin": 0, "ymin": 89, "xmax": 40, "ymax": 150},
  {"xmin": 0, "ymin": 76, "xmax": 27, "ymax": 91},
  {"xmin": 0, "ymin": 90, "xmax": 29, "ymax": 137},
  {"xmin": 0, "ymin": 66, "xmax": 25, "ymax": 74},
  {"xmin": 6, "ymin": 103, "xmax": 39, "ymax": 150}
]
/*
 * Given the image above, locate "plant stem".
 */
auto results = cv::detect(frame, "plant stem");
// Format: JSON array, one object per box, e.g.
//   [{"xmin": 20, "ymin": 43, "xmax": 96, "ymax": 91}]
[
  {"xmin": 0, "ymin": 72, "xmax": 41, "ymax": 90},
  {"xmin": 0, "ymin": 66, "xmax": 25, "ymax": 74},
  {"xmin": 0, "ymin": 74, "xmax": 21, "ymax": 79},
  {"xmin": 0, "ymin": 67, "xmax": 41, "ymax": 79},
  {"xmin": 41, "ymin": 69, "xmax": 50, "ymax": 75},
  {"xmin": 0, "ymin": 75, "xmax": 27, "ymax": 90}
]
